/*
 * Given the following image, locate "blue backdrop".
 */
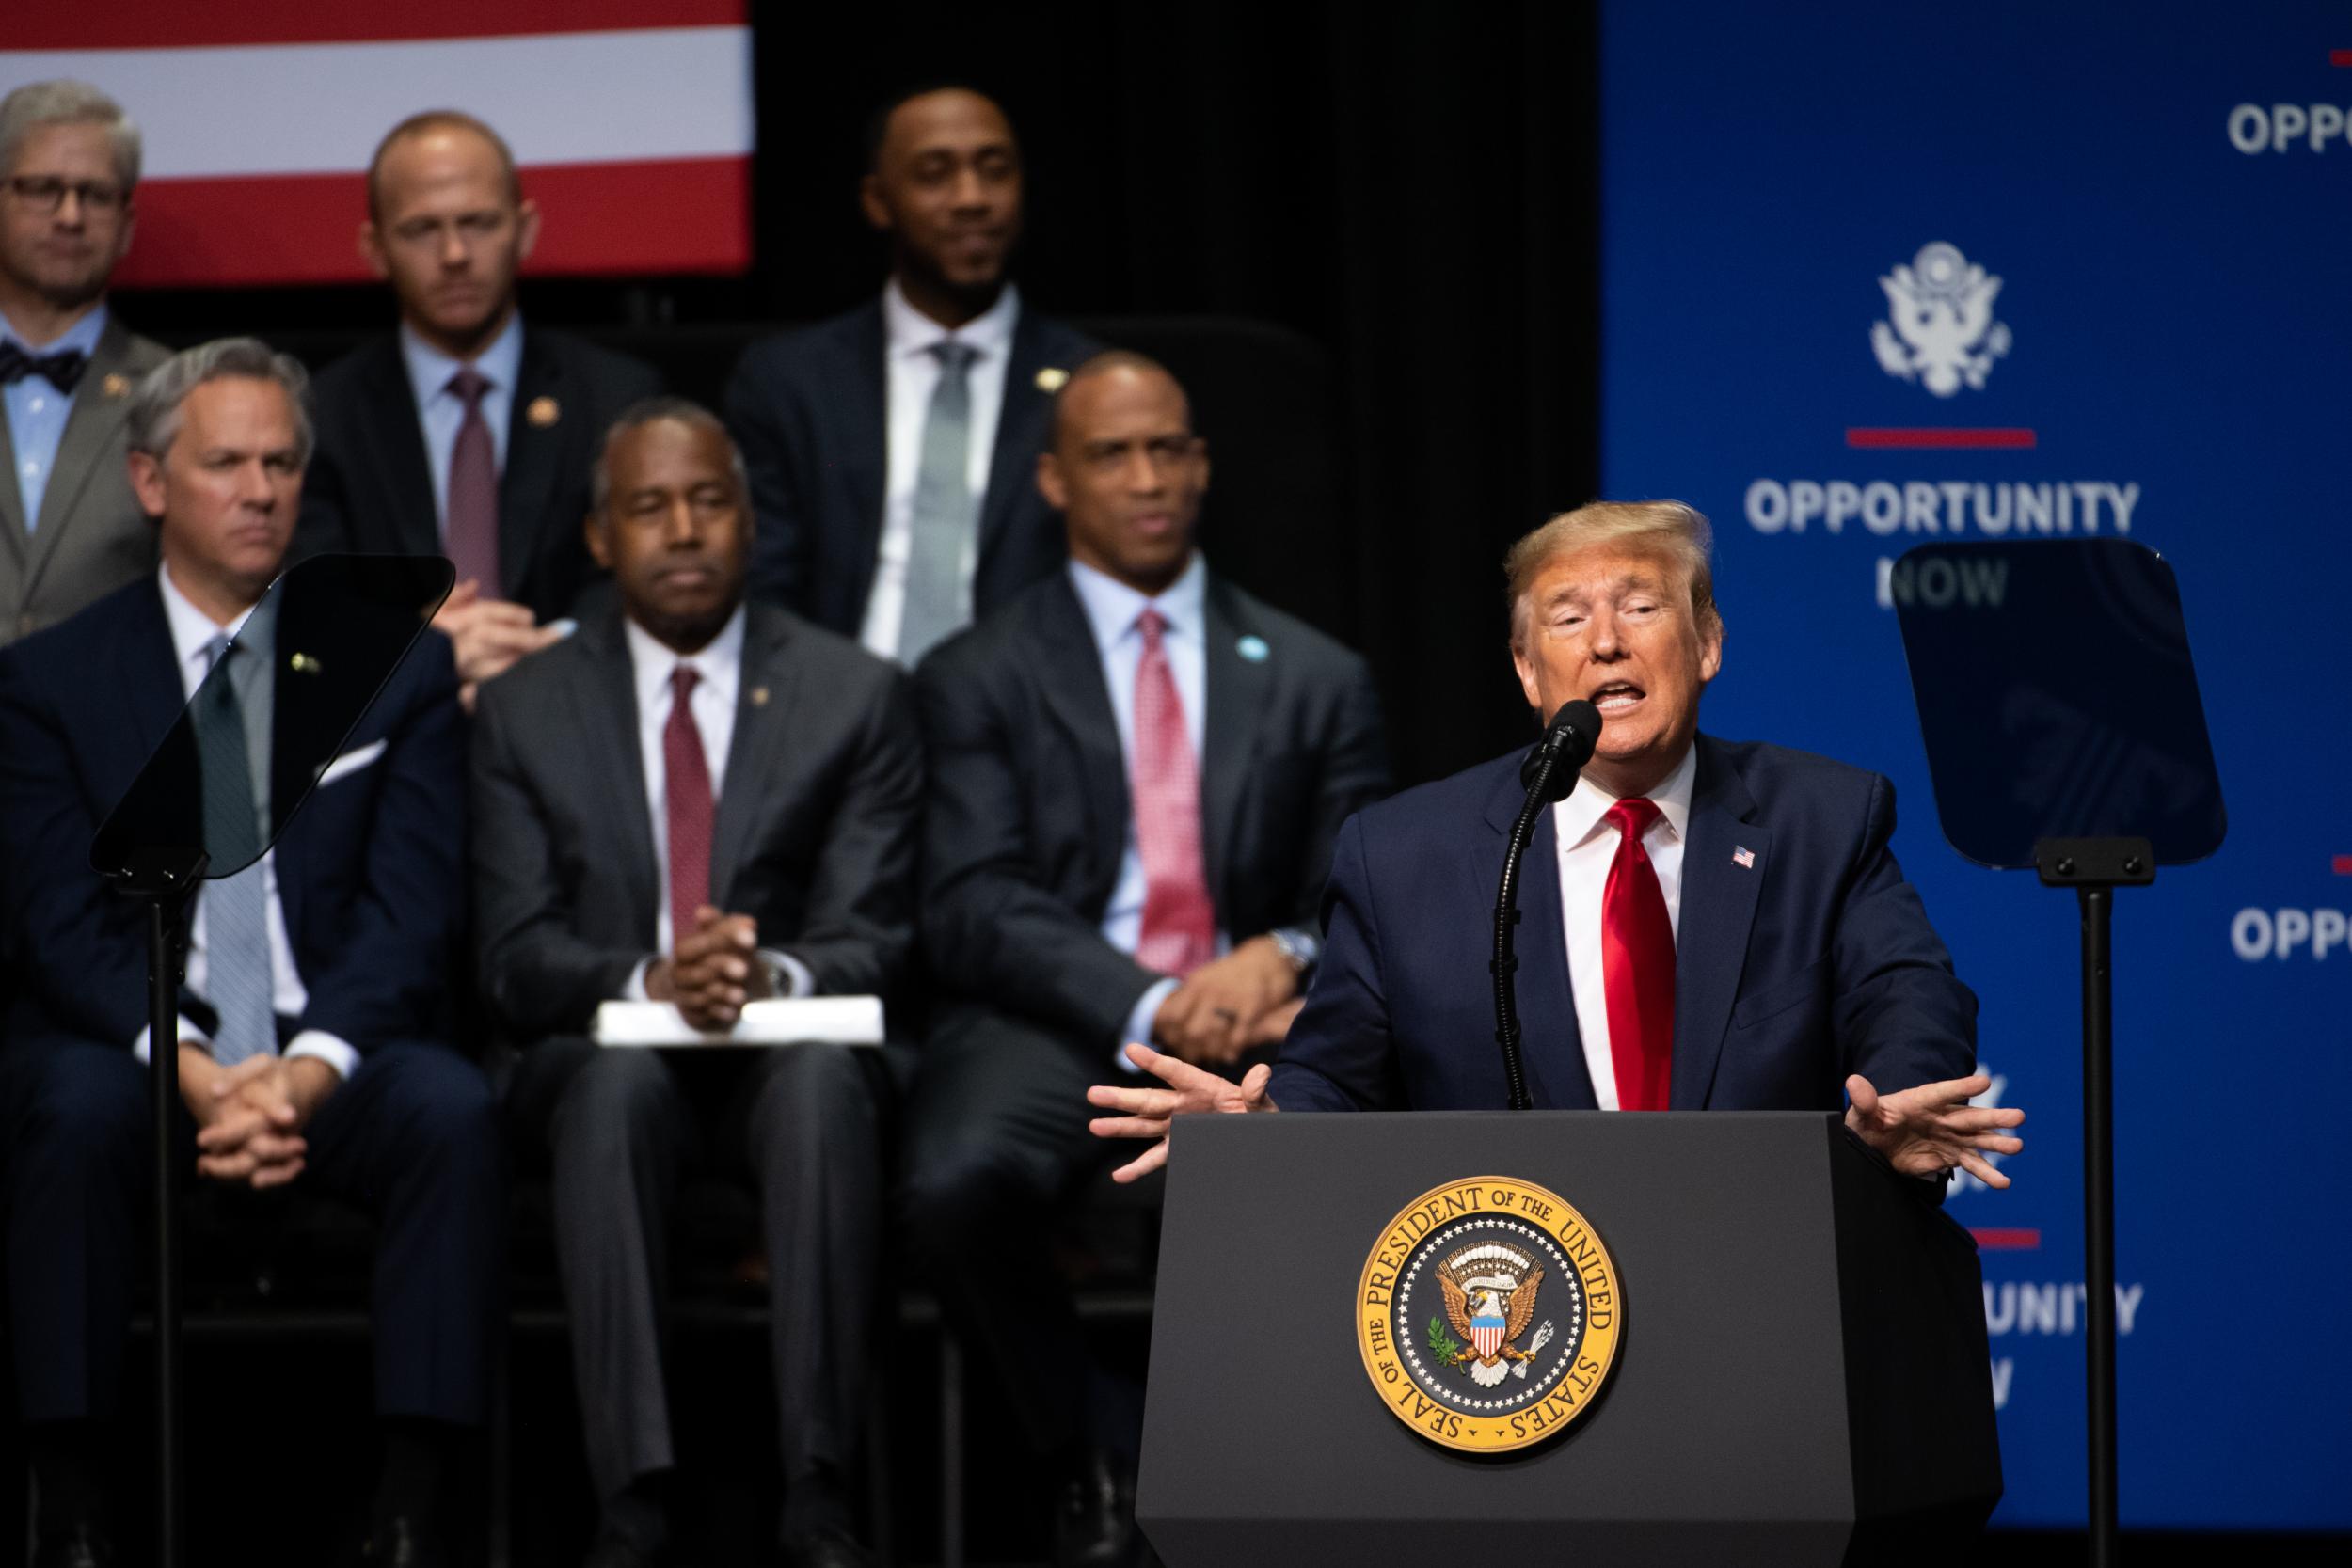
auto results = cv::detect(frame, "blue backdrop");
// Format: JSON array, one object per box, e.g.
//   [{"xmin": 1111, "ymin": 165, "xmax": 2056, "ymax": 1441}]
[{"xmin": 1599, "ymin": 0, "xmax": 2352, "ymax": 1530}]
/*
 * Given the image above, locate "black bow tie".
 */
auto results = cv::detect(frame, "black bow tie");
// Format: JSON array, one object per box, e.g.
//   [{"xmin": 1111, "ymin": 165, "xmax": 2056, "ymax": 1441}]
[{"xmin": 0, "ymin": 341, "xmax": 89, "ymax": 395}]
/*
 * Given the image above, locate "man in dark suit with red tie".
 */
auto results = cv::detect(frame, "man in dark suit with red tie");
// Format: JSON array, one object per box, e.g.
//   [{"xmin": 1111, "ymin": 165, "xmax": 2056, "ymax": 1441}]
[
  {"xmin": 297, "ymin": 110, "xmax": 661, "ymax": 708},
  {"xmin": 1089, "ymin": 500, "xmax": 2026, "ymax": 1193},
  {"xmin": 900, "ymin": 352, "xmax": 1390, "ymax": 1565},
  {"xmin": 472, "ymin": 400, "xmax": 920, "ymax": 1568},
  {"xmin": 723, "ymin": 86, "xmax": 1097, "ymax": 666}
]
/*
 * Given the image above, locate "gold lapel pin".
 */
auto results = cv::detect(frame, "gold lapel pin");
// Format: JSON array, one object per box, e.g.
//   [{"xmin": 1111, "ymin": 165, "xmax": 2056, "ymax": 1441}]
[
  {"xmin": 101, "ymin": 372, "xmax": 130, "ymax": 398},
  {"xmin": 290, "ymin": 652, "xmax": 324, "ymax": 675},
  {"xmin": 1034, "ymin": 366, "xmax": 1069, "ymax": 393},
  {"xmin": 750, "ymin": 685, "xmax": 771, "ymax": 707},
  {"xmin": 526, "ymin": 395, "xmax": 560, "ymax": 427}
]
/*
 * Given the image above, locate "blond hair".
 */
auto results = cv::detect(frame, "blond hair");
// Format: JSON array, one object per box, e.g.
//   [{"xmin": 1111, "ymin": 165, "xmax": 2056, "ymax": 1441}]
[{"xmin": 1505, "ymin": 500, "xmax": 1720, "ymax": 649}]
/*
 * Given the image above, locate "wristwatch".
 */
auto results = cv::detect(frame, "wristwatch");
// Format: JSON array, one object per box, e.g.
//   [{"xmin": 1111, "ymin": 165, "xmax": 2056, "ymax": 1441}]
[{"xmin": 1266, "ymin": 927, "xmax": 1314, "ymax": 974}]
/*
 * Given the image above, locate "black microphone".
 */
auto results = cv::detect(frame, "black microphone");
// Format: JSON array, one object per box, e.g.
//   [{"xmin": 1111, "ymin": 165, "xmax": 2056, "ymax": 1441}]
[
  {"xmin": 1492, "ymin": 700, "xmax": 1603, "ymax": 1110},
  {"xmin": 1519, "ymin": 700, "xmax": 1602, "ymax": 800}
]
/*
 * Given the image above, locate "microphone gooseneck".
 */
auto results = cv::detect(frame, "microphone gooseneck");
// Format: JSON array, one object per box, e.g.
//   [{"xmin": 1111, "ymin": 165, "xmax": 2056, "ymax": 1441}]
[{"xmin": 1492, "ymin": 701, "xmax": 1602, "ymax": 1110}]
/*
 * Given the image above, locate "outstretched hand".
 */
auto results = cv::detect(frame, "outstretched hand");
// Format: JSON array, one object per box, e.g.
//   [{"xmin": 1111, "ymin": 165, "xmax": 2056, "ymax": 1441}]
[
  {"xmin": 1844, "ymin": 1071, "xmax": 2025, "ymax": 1187},
  {"xmin": 1086, "ymin": 1044, "xmax": 1276, "ymax": 1183}
]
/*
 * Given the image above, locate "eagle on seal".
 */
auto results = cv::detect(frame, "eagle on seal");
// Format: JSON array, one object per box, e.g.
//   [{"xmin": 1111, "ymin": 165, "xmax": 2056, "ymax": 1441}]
[{"xmin": 1438, "ymin": 1243, "xmax": 1546, "ymax": 1389}]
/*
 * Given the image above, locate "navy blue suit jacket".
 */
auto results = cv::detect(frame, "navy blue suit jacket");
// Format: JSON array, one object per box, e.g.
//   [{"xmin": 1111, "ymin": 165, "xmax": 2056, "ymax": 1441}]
[
  {"xmin": 0, "ymin": 576, "xmax": 467, "ymax": 1053},
  {"xmin": 1269, "ymin": 736, "xmax": 1977, "ymax": 1113},
  {"xmin": 723, "ymin": 297, "xmax": 1099, "ymax": 636}
]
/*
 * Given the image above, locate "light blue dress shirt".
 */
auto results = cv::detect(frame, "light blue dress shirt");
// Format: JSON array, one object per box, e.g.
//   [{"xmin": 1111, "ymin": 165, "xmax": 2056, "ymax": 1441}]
[
  {"xmin": 3, "ymin": 304, "xmax": 108, "ymax": 531},
  {"xmin": 398, "ymin": 313, "xmax": 524, "ymax": 535}
]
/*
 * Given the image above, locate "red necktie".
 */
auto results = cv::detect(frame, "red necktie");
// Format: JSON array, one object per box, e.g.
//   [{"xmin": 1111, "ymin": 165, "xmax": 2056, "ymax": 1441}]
[
  {"xmin": 1131, "ymin": 609, "xmax": 1216, "ymax": 976},
  {"xmin": 445, "ymin": 367, "xmax": 502, "ymax": 596},
  {"xmin": 664, "ymin": 664, "xmax": 715, "ymax": 951},
  {"xmin": 1601, "ymin": 797, "xmax": 1676, "ymax": 1111}
]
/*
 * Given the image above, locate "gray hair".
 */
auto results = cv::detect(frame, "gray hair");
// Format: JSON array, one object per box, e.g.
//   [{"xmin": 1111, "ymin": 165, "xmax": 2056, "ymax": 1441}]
[
  {"xmin": 0, "ymin": 80, "xmax": 142, "ymax": 189},
  {"xmin": 1505, "ymin": 500, "xmax": 1722, "ymax": 652},
  {"xmin": 126, "ymin": 338, "xmax": 314, "ymax": 467},
  {"xmin": 589, "ymin": 396, "xmax": 750, "ymax": 515}
]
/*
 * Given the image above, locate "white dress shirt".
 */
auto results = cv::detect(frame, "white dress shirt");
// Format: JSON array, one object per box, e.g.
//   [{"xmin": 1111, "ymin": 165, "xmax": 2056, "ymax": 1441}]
[
  {"xmin": 858, "ymin": 278, "xmax": 1021, "ymax": 659},
  {"xmin": 615, "ymin": 606, "xmax": 811, "ymax": 999},
  {"xmin": 399, "ymin": 312, "xmax": 525, "ymax": 536},
  {"xmin": 3, "ymin": 303, "xmax": 107, "ymax": 530},
  {"xmin": 1551, "ymin": 742, "xmax": 1696, "ymax": 1110},
  {"xmin": 137, "ymin": 564, "xmax": 359, "ymax": 1079},
  {"xmin": 1067, "ymin": 555, "xmax": 1222, "ymax": 1054}
]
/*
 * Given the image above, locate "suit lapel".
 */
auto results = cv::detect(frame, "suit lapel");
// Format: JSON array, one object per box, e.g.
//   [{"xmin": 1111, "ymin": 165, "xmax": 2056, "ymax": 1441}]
[
  {"xmin": 497, "ymin": 331, "xmax": 567, "ymax": 599},
  {"xmin": 1033, "ymin": 578, "xmax": 1131, "ymax": 888},
  {"xmin": 1672, "ymin": 736, "xmax": 1767, "ymax": 1109},
  {"xmin": 1481, "ymin": 768, "xmax": 1595, "ymax": 1111},
  {"xmin": 0, "ymin": 403, "xmax": 23, "ymax": 562},
  {"xmin": 122, "ymin": 579, "xmax": 186, "ymax": 757},
  {"xmin": 977, "ymin": 308, "xmax": 1056, "ymax": 560},
  {"xmin": 841, "ymin": 306, "xmax": 888, "ymax": 603},
  {"xmin": 710, "ymin": 606, "xmax": 801, "ymax": 904},
  {"xmin": 1198, "ymin": 578, "xmax": 1267, "ymax": 919},
  {"xmin": 23, "ymin": 319, "xmax": 141, "ymax": 586},
  {"xmin": 356, "ymin": 343, "xmax": 440, "ymax": 556},
  {"xmin": 572, "ymin": 610, "xmax": 661, "ymax": 940}
]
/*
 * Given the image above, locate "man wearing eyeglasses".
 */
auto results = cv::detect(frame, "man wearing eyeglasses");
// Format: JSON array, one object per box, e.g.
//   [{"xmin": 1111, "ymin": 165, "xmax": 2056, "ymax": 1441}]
[
  {"xmin": 297, "ymin": 111, "xmax": 661, "ymax": 710},
  {"xmin": 0, "ymin": 80, "xmax": 168, "ymax": 645}
]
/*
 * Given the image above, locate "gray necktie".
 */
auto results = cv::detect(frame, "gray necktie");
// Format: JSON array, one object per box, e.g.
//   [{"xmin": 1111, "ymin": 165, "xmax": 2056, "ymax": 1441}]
[
  {"xmin": 194, "ymin": 636, "xmax": 276, "ymax": 1066},
  {"xmin": 898, "ymin": 340, "xmax": 979, "ymax": 667}
]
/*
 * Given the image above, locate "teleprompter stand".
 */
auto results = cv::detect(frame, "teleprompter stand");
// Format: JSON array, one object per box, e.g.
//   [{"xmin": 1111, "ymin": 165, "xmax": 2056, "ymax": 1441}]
[
  {"xmin": 1136, "ymin": 1112, "xmax": 2000, "ymax": 1566},
  {"xmin": 1895, "ymin": 539, "xmax": 2226, "ymax": 1567},
  {"xmin": 87, "ymin": 555, "xmax": 453, "ymax": 1566}
]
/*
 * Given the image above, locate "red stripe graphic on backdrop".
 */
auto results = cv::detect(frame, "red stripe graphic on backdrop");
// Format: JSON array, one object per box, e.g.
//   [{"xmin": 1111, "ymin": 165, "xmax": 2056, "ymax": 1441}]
[
  {"xmin": 2333, "ymin": 855, "xmax": 2352, "ymax": 875},
  {"xmin": 7, "ymin": 2, "xmax": 742, "ymax": 52},
  {"xmin": 2331, "ymin": 49, "xmax": 2352, "ymax": 67},
  {"xmin": 1969, "ymin": 1228, "xmax": 2042, "ymax": 1250},
  {"xmin": 113, "ymin": 158, "xmax": 750, "ymax": 289},
  {"xmin": 1846, "ymin": 428, "xmax": 2039, "ymax": 450}
]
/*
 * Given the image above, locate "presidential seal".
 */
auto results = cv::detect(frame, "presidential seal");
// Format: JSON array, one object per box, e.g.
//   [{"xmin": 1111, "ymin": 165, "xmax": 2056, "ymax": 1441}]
[{"xmin": 1355, "ymin": 1176, "xmax": 1622, "ymax": 1453}]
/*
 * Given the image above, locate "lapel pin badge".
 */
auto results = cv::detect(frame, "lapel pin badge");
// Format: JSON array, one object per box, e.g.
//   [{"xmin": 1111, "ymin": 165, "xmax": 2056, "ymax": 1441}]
[
  {"xmin": 526, "ymin": 395, "xmax": 560, "ymax": 427},
  {"xmin": 1236, "ymin": 634, "xmax": 1270, "ymax": 663},
  {"xmin": 1732, "ymin": 846, "xmax": 1756, "ymax": 869},
  {"xmin": 1034, "ymin": 366, "xmax": 1069, "ymax": 393},
  {"xmin": 101, "ymin": 372, "xmax": 130, "ymax": 398},
  {"xmin": 290, "ymin": 652, "xmax": 324, "ymax": 675},
  {"xmin": 750, "ymin": 685, "xmax": 771, "ymax": 707}
]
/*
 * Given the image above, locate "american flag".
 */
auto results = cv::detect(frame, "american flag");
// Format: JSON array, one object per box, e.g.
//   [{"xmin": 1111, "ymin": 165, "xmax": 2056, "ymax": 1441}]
[
  {"xmin": 1732, "ymin": 846, "xmax": 1756, "ymax": 868},
  {"xmin": 0, "ymin": 1, "xmax": 754, "ymax": 287}
]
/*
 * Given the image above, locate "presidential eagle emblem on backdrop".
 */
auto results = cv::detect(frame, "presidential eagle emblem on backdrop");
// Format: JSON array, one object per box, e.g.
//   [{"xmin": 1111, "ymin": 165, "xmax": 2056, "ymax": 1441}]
[{"xmin": 1355, "ymin": 1176, "xmax": 1623, "ymax": 1454}]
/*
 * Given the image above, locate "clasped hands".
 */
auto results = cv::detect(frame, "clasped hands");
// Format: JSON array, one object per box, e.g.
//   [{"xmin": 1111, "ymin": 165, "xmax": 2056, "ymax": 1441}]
[
  {"xmin": 434, "ymin": 579, "xmax": 564, "ymax": 712},
  {"xmin": 1145, "ymin": 935, "xmax": 1302, "ymax": 1067},
  {"xmin": 182, "ymin": 1045, "xmax": 340, "ymax": 1189},
  {"xmin": 646, "ymin": 905, "xmax": 774, "ymax": 1031}
]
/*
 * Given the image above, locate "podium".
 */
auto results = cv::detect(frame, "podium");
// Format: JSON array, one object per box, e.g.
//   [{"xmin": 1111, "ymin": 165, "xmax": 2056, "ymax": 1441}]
[{"xmin": 1137, "ymin": 1112, "xmax": 1999, "ymax": 1566}]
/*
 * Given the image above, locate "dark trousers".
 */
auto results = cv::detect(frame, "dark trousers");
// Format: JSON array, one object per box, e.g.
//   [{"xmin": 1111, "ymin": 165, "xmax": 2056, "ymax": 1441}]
[
  {"xmin": 898, "ymin": 1006, "xmax": 1127, "ymax": 1459},
  {"xmin": 0, "ymin": 1035, "xmax": 503, "ymax": 1426},
  {"xmin": 506, "ymin": 1039, "xmax": 888, "ymax": 1504}
]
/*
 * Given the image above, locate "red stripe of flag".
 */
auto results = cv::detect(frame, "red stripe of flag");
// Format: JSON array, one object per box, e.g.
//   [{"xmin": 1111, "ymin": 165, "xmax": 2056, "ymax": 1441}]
[
  {"xmin": 7, "ymin": 1, "xmax": 743, "ymax": 52},
  {"xmin": 1847, "ymin": 428, "xmax": 2038, "ymax": 450},
  {"xmin": 113, "ymin": 158, "xmax": 750, "ymax": 289},
  {"xmin": 1969, "ymin": 1228, "xmax": 2042, "ymax": 1250}
]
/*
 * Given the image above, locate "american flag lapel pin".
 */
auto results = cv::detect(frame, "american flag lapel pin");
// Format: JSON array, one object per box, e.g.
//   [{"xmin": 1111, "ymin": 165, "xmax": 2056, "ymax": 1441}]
[{"xmin": 1732, "ymin": 847, "xmax": 1756, "ymax": 869}]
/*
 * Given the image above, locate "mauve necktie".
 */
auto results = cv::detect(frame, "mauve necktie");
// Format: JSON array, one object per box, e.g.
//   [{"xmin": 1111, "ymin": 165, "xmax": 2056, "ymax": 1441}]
[
  {"xmin": 1130, "ymin": 609, "xmax": 1216, "ymax": 976},
  {"xmin": 445, "ymin": 367, "xmax": 501, "ymax": 596},
  {"xmin": 664, "ymin": 664, "xmax": 716, "ymax": 951},
  {"xmin": 1601, "ymin": 797, "xmax": 1675, "ymax": 1111}
]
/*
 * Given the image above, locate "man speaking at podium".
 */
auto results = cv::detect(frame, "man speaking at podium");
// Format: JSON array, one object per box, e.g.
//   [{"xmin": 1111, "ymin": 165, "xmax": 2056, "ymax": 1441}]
[{"xmin": 1090, "ymin": 500, "xmax": 2023, "ymax": 1186}]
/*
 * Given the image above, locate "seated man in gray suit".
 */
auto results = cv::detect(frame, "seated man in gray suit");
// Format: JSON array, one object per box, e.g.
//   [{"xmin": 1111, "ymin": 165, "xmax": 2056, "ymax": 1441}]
[
  {"xmin": 0, "ymin": 80, "xmax": 168, "ymax": 643},
  {"xmin": 472, "ymin": 399, "xmax": 920, "ymax": 1568},
  {"xmin": 901, "ymin": 352, "xmax": 1391, "ymax": 1566}
]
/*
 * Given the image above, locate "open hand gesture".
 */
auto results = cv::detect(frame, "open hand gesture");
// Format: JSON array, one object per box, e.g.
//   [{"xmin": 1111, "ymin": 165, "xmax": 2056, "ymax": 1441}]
[
  {"xmin": 1086, "ymin": 1043, "xmax": 1276, "ymax": 1183},
  {"xmin": 1844, "ymin": 1071, "xmax": 2025, "ymax": 1187}
]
